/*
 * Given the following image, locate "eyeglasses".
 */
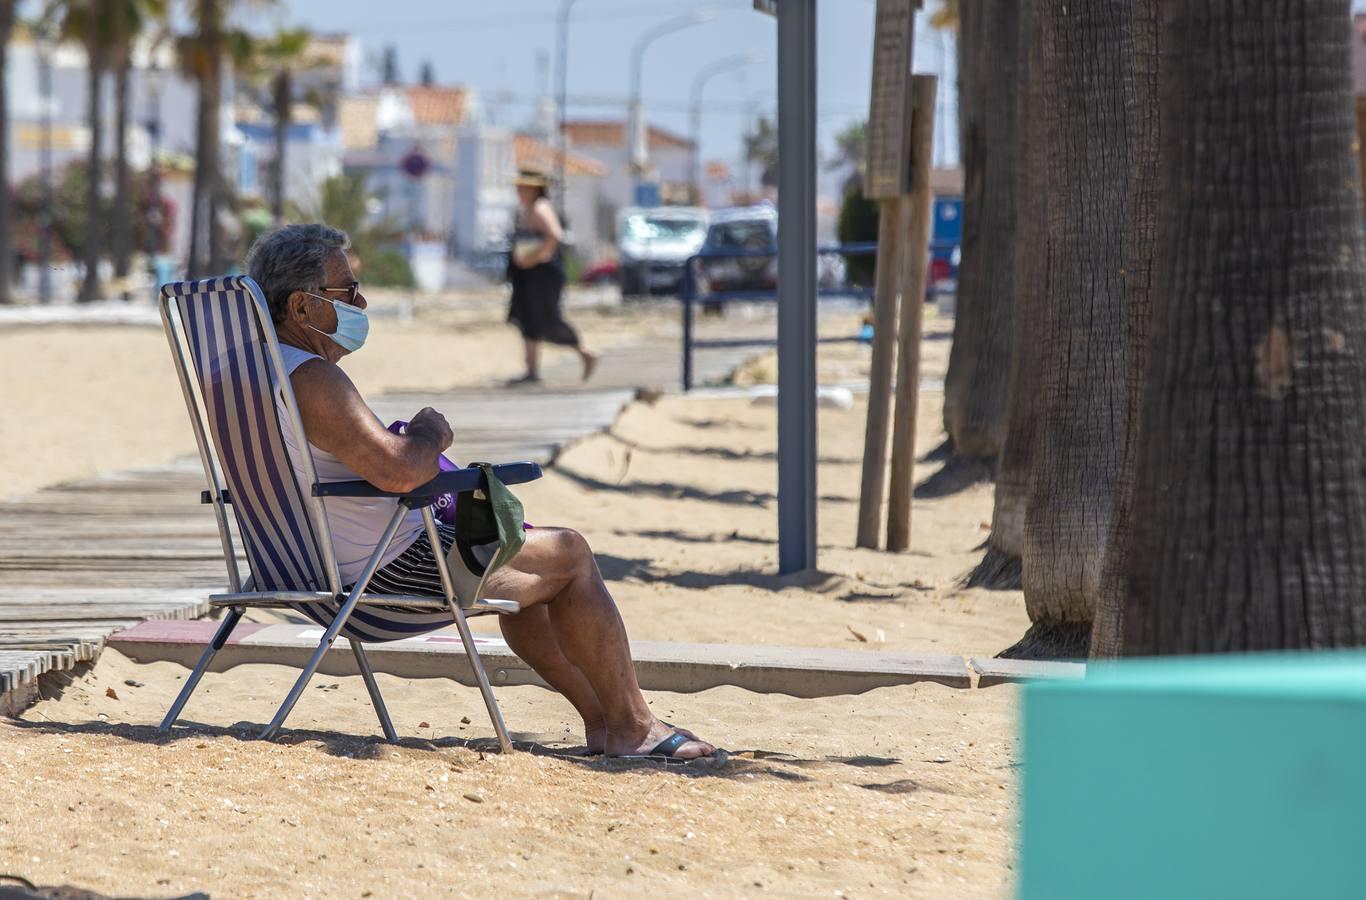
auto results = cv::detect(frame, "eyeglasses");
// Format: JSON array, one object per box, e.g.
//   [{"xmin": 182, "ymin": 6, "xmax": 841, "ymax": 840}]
[{"xmin": 316, "ymin": 282, "xmax": 361, "ymax": 306}]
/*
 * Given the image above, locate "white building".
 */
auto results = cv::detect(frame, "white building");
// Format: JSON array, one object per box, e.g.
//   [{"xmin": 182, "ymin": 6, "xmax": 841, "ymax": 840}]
[{"xmin": 563, "ymin": 119, "xmax": 697, "ymax": 223}]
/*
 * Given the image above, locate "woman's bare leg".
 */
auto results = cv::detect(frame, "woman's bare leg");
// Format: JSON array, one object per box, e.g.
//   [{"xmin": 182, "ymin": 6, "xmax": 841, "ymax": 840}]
[
  {"xmin": 524, "ymin": 338, "xmax": 541, "ymax": 380},
  {"xmin": 578, "ymin": 345, "xmax": 598, "ymax": 381},
  {"xmin": 483, "ymin": 527, "xmax": 715, "ymax": 758}
]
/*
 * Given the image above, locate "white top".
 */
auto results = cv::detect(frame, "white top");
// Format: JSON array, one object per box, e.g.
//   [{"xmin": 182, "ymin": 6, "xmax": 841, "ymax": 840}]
[{"xmin": 274, "ymin": 343, "xmax": 425, "ymax": 586}]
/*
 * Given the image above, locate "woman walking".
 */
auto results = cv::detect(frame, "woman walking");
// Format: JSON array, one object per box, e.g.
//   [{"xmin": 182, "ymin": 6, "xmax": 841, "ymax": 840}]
[{"xmin": 506, "ymin": 170, "xmax": 597, "ymax": 385}]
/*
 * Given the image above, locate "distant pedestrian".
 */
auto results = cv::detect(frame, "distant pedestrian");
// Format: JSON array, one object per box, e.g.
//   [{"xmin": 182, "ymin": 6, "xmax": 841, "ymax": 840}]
[{"xmin": 505, "ymin": 170, "xmax": 597, "ymax": 385}]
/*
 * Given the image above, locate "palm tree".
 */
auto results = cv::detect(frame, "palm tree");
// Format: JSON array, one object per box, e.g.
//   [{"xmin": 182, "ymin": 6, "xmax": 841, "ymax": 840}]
[
  {"xmin": 0, "ymin": 1, "xmax": 16, "ymax": 304},
  {"xmin": 248, "ymin": 27, "xmax": 321, "ymax": 223},
  {"xmin": 936, "ymin": 0, "xmax": 1019, "ymax": 488},
  {"xmin": 50, "ymin": 0, "xmax": 117, "ymax": 302},
  {"xmin": 108, "ymin": 0, "xmax": 168, "ymax": 293},
  {"xmin": 1120, "ymin": 0, "xmax": 1366, "ymax": 654},
  {"xmin": 930, "ymin": 0, "xmax": 958, "ymax": 30},
  {"xmin": 179, "ymin": 1, "xmax": 225, "ymax": 277},
  {"xmin": 742, "ymin": 115, "xmax": 778, "ymax": 189},
  {"xmin": 179, "ymin": 0, "xmax": 270, "ymax": 277}
]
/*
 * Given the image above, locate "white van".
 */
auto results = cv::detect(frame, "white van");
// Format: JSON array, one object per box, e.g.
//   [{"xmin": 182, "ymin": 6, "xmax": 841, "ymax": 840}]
[{"xmin": 616, "ymin": 206, "xmax": 710, "ymax": 297}]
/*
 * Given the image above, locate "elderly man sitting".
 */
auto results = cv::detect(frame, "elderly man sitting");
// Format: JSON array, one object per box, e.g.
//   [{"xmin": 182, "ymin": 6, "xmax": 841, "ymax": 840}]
[{"xmin": 246, "ymin": 224, "xmax": 715, "ymax": 760}]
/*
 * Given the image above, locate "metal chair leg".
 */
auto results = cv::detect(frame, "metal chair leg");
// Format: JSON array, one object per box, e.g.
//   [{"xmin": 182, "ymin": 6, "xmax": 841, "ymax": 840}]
[
  {"xmin": 419, "ymin": 506, "xmax": 515, "ymax": 753},
  {"xmin": 452, "ymin": 604, "xmax": 515, "ymax": 753},
  {"xmin": 352, "ymin": 641, "xmax": 397, "ymax": 742},
  {"xmin": 260, "ymin": 507, "xmax": 410, "ymax": 740},
  {"xmin": 159, "ymin": 606, "xmax": 243, "ymax": 732}
]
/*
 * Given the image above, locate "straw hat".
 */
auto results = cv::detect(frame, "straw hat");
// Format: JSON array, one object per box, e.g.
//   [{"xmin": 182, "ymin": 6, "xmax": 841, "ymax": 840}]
[{"xmin": 513, "ymin": 169, "xmax": 551, "ymax": 189}]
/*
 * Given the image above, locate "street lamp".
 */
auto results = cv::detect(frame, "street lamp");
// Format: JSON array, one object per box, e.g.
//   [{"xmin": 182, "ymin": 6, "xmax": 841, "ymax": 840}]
[
  {"xmin": 689, "ymin": 52, "xmax": 762, "ymax": 205},
  {"xmin": 628, "ymin": 10, "xmax": 715, "ymax": 200},
  {"xmin": 554, "ymin": 0, "xmax": 578, "ymax": 213}
]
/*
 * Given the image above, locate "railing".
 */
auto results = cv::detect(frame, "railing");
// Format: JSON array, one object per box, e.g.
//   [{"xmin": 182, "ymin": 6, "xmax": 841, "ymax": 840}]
[
  {"xmin": 678, "ymin": 242, "xmax": 881, "ymax": 391},
  {"xmin": 677, "ymin": 240, "xmax": 958, "ymax": 391}
]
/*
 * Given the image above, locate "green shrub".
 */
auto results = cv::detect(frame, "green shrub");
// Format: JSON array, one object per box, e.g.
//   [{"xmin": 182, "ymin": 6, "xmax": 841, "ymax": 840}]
[
  {"xmin": 364, "ymin": 248, "xmax": 415, "ymax": 288},
  {"xmin": 837, "ymin": 186, "xmax": 879, "ymax": 287}
]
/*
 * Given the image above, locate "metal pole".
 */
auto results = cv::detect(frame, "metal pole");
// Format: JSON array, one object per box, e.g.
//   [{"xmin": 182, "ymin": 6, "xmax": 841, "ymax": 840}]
[
  {"xmin": 628, "ymin": 12, "xmax": 714, "ymax": 198},
  {"xmin": 776, "ymin": 0, "xmax": 818, "ymax": 574},
  {"xmin": 555, "ymin": 0, "xmax": 577, "ymax": 212},
  {"xmin": 690, "ymin": 54, "xmax": 759, "ymax": 205},
  {"xmin": 682, "ymin": 290, "xmax": 694, "ymax": 391},
  {"xmin": 38, "ymin": 34, "xmax": 53, "ymax": 305}
]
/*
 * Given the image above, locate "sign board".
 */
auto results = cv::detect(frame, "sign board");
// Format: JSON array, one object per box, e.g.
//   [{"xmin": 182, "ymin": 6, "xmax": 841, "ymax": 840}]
[
  {"xmin": 864, "ymin": 0, "xmax": 921, "ymax": 199},
  {"xmin": 634, "ymin": 182, "xmax": 661, "ymax": 208},
  {"xmin": 753, "ymin": 0, "xmax": 778, "ymax": 15}
]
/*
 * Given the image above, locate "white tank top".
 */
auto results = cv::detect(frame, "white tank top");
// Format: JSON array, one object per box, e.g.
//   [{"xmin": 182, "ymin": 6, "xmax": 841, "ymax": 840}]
[{"xmin": 274, "ymin": 343, "xmax": 425, "ymax": 586}]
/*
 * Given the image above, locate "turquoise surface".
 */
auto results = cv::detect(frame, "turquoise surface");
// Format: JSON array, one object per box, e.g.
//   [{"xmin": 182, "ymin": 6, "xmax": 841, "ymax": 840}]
[{"xmin": 1018, "ymin": 652, "xmax": 1366, "ymax": 900}]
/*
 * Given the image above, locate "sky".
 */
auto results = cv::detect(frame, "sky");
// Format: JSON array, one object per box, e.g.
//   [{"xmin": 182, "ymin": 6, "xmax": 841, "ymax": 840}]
[{"xmin": 273, "ymin": 0, "xmax": 960, "ymax": 182}]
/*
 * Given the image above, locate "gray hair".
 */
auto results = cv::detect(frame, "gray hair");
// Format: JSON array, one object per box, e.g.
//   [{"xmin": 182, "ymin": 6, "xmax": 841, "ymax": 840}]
[{"xmin": 245, "ymin": 224, "xmax": 351, "ymax": 323}]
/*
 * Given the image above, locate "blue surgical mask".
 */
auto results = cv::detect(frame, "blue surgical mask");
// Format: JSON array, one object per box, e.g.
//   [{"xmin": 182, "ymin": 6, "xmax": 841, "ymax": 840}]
[{"xmin": 305, "ymin": 293, "xmax": 369, "ymax": 353}]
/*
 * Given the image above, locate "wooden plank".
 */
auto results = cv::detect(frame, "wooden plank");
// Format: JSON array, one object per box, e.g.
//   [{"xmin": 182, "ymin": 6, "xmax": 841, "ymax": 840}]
[
  {"xmin": 109, "ymin": 620, "xmax": 973, "ymax": 696},
  {"xmin": 971, "ymin": 656, "xmax": 1087, "ymax": 687}
]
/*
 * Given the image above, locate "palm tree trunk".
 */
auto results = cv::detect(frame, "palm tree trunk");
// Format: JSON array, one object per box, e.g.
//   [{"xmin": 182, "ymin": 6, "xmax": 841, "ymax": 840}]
[
  {"xmin": 187, "ymin": 86, "xmax": 208, "ymax": 276},
  {"xmin": 112, "ymin": 47, "xmax": 132, "ymax": 292},
  {"xmin": 79, "ymin": 39, "xmax": 107, "ymax": 303},
  {"xmin": 966, "ymin": 0, "xmax": 1041, "ymax": 593},
  {"xmin": 272, "ymin": 69, "xmax": 290, "ymax": 222},
  {"xmin": 187, "ymin": 3, "xmax": 224, "ymax": 278},
  {"xmin": 0, "ymin": 0, "xmax": 14, "ymax": 304},
  {"xmin": 1122, "ymin": 0, "xmax": 1366, "ymax": 655},
  {"xmin": 935, "ymin": 0, "xmax": 1018, "ymax": 485},
  {"xmin": 1003, "ymin": 0, "xmax": 1145, "ymax": 660},
  {"xmin": 1089, "ymin": 0, "xmax": 1160, "ymax": 660},
  {"xmin": 206, "ymin": 45, "xmax": 225, "ymax": 275}
]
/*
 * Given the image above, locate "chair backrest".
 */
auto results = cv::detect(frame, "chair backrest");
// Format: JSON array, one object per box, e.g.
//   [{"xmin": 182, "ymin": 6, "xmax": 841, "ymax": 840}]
[{"xmin": 160, "ymin": 276, "xmax": 337, "ymax": 594}]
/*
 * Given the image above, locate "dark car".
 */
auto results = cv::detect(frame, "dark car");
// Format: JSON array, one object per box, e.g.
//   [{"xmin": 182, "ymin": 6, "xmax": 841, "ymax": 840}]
[{"xmin": 693, "ymin": 205, "xmax": 779, "ymax": 296}]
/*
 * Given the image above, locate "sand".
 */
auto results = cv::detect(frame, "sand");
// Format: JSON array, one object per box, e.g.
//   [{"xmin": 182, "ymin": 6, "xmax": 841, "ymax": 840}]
[{"xmin": 0, "ymin": 298, "xmax": 1027, "ymax": 899}]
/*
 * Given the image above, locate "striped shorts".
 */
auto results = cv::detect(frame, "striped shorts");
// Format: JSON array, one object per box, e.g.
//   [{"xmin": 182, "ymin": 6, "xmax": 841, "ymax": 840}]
[{"xmin": 296, "ymin": 524, "xmax": 497, "ymax": 643}]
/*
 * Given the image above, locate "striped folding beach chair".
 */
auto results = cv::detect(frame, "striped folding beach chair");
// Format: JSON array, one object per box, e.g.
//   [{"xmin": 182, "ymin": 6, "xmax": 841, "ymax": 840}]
[{"xmin": 156, "ymin": 276, "xmax": 540, "ymax": 751}]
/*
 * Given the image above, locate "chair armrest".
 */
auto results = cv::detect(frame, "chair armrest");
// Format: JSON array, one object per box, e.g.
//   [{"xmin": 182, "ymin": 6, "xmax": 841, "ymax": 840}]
[{"xmin": 312, "ymin": 462, "xmax": 543, "ymax": 501}]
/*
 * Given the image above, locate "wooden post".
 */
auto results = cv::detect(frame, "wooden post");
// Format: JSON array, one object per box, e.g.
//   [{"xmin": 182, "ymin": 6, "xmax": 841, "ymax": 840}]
[
  {"xmin": 855, "ymin": 197, "xmax": 906, "ymax": 548},
  {"xmin": 855, "ymin": 0, "xmax": 918, "ymax": 550},
  {"xmin": 885, "ymin": 75, "xmax": 937, "ymax": 552}
]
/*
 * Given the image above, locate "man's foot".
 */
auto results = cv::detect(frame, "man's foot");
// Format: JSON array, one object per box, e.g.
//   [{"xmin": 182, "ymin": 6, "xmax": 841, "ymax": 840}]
[
  {"xmin": 505, "ymin": 373, "xmax": 542, "ymax": 387},
  {"xmin": 580, "ymin": 351, "xmax": 599, "ymax": 382},
  {"xmin": 605, "ymin": 718, "xmax": 716, "ymax": 760},
  {"xmin": 585, "ymin": 718, "xmax": 700, "ymax": 755}
]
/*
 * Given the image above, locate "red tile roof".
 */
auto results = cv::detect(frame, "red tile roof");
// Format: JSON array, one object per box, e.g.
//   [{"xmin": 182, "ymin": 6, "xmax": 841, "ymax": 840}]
[
  {"xmin": 406, "ymin": 86, "xmax": 471, "ymax": 127},
  {"xmin": 563, "ymin": 119, "xmax": 695, "ymax": 151},
  {"xmin": 513, "ymin": 135, "xmax": 608, "ymax": 178}
]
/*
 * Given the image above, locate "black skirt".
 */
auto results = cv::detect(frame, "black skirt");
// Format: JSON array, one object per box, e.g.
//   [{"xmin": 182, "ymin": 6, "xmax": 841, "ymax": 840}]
[{"xmin": 507, "ymin": 255, "xmax": 580, "ymax": 347}]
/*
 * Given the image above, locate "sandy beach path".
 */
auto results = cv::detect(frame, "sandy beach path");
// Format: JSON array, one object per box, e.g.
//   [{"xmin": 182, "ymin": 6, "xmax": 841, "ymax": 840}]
[{"xmin": 1, "ymin": 301, "xmax": 1026, "ymax": 898}]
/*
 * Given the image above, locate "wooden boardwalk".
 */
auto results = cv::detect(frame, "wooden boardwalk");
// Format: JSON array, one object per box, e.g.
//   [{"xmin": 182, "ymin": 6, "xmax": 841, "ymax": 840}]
[{"xmin": 0, "ymin": 382, "xmax": 664, "ymax": 713}]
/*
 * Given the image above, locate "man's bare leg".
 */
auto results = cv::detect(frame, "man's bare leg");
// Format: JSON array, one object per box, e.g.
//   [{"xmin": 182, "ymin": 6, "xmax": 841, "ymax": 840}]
[
  {"xmin": 498, "ymin": 605, "xmax": 703, "ymax": 753},
  {"xmin": 497, "ymin": 605, "xmax": 607, "ymax": 751},
  {"xmin": 484, "ymin": 527, "xmax": 715, "ymax": 758}
]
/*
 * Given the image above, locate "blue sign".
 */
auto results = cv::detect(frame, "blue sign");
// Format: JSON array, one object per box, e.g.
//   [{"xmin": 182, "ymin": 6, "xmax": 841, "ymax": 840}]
[{"xmin": 634, "ymin": 182, "xmax": 661, "ymax": 208}]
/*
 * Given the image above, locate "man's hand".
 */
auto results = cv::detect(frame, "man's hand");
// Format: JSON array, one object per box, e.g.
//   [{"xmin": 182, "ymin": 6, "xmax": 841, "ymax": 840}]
[{"xmin": 408, "ymin": 406, "xmax": 454, "ymax": 453}]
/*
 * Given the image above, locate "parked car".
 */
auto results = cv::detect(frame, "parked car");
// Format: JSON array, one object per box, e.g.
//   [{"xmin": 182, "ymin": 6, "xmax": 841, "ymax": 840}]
[
  {"xmin": 616, "ymin": 206, "xmax": 710, "ymax": 297},
  {"xmin": 579, "ymin": 259, "xmax": 620, "ymax": 286},
  {"xmin": 693, "ymin": 204, "xmax": 779, "ymax": 296}
]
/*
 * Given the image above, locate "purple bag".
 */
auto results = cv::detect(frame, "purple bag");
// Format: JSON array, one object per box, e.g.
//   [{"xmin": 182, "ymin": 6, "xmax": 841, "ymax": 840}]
[{"xmin": 387, "ymin": 420, "xmax": 458, "ymax": 526}]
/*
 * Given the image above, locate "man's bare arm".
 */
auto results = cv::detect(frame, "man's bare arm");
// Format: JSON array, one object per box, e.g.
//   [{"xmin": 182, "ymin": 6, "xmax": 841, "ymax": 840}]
[{"xmin": 289, "ymin": 359, "xmax": 453, "ymax": 493}]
